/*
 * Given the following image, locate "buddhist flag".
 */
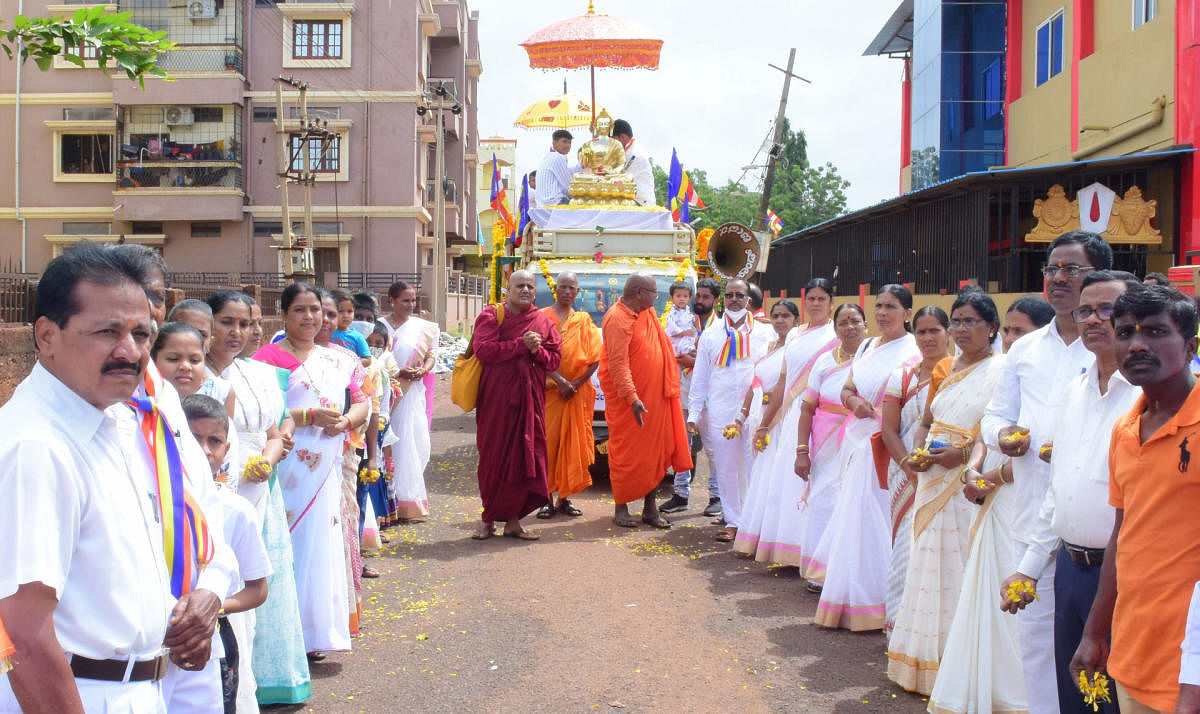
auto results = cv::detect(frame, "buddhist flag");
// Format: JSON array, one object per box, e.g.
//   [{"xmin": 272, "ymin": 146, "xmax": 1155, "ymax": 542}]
[
  {"xmin": 767, "ymin": 209, "xmax": 784, "ymax": 237},
  {"xmin": 667, "ymin": 149, "xmax": 706, "ymax": 223},
  {"xmin": 489, "ymin": 153, "xmax": 516, "ymax": 236},
  {"xmin": 515, "ymin": 173, "xmax": 530, "ymax": 248}
]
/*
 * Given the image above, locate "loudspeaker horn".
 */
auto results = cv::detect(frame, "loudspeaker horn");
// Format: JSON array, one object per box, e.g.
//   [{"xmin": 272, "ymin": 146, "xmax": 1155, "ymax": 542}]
[{"xmin": 707, "ymin": 222, "xmax": 761, "ymax": 281}]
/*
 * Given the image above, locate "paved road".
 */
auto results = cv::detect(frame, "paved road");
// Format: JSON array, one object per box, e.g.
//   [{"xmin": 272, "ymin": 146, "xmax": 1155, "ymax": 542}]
[{"xmin": 287, "ymin": 375, "xmax": 929, "ymax": 713}]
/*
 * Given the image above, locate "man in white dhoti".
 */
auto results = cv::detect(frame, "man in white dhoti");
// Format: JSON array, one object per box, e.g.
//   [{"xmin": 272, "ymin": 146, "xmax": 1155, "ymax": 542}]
[
  {"xmin": 981, "ymin": 230, "xmax": 1113, "ymax": 714},
  {"xmin": 687, "ymin": 279, "xmax": 775, "ymax": 542},
  {"xmin": 1002, "ymin": 270, "xmax": 1139, "ymax": 714}
]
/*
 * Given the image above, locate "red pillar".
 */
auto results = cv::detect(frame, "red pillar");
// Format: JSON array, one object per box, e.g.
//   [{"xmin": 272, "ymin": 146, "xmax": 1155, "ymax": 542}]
[
  {"xmin": 1178, "ymin": 0, "xmax": 1200, "ymax": 262},
  {"xmin": 1005, "ymin": 0, "xmax": 1023, "ymax": 165},
  {"xmin": 900, "ymin": 57, "xmax": 912, "ymax": 193},
  {"xmin": 1070, "ymin": 0, "xmax": 1095, "ymax": 153}
]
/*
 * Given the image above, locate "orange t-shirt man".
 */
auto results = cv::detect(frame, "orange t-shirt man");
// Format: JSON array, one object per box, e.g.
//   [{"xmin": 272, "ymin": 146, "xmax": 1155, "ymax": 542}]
[{"xmin": 1106, "ymin": 381, "xmax": 1200, "ymax": 711}]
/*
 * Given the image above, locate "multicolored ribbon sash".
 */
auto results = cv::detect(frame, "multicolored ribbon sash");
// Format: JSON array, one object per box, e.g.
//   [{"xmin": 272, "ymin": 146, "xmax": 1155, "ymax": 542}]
[
  {"xmin": 715, "ymin": 316, "xmax": 752, "ymax": 366},
  {"xmin": 126, "ymin": 396, "xmax": 214, "ymax": 599}
]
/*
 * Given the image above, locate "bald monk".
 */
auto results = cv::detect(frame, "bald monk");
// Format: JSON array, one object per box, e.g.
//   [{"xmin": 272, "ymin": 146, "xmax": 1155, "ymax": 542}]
[
  {"xmin": 599, "ymin": 273, "xmax": 693, "ymax": 528},
  {"xmin": 537, "ymin": 272, "xmax": 602, "ymax": 519},
  {"xmin": 472, "ymin": 270, "xmax": 562, "ymax": 540}
]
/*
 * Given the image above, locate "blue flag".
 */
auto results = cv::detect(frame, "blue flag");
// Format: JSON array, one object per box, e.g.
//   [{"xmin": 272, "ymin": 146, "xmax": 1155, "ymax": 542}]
[
  {"xmin": 666, "ymin": 148, "xmax": 687, "ymax": 224},
  {"xmin": 516, "ymin": 173, "xmax": 531, "ymax": 246}
]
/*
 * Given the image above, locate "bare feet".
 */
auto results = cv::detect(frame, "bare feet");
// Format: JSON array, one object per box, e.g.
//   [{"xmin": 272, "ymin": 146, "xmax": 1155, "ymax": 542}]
[
  {"xmin": 613, "ymin": 503, "xmax": 639, "ymax": 528},
  {"xmin": 640, "ymin": 494, "xmax": 669, "ymax": 529}
]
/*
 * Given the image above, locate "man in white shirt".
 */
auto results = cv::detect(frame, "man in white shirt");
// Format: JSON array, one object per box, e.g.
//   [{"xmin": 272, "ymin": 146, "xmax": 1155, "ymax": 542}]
[
  {"xmin": 687, "ymin": 279, "xmax": 775, "ymax": 541},
  {"xmin": 981, "ymin": 230, "xmax": 1113, "ymax": 714},
  {"xmin": 1181, "ymin": 583, "xmax": 1200, "ymax": 711},
  {"xmin": 111, "ymin": 243, "xmax": 238, "ymax": 713},
  {"xmin": 1001, "ymin": 270, "xmax": 1139, "ymax": 714},
  {"xmin": 611, "ymin": 119, "xmax": 655, "ymax": 206},
  {"xmin": 536, "ymin": 129, "xmax": 579, "ymax": 207},
  {"xmin": 0, "ymin": 243, "xmax": 182, "ymax": 712}
]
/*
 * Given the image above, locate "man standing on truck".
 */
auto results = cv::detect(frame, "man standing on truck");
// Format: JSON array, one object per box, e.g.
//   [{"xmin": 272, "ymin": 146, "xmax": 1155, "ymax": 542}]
[
  {"xmin": 536, "ymin": 130, "xmax": 578, "ymax": 207},
  {"xmin": 611, "ymin": 119, "xmax": 655, "ymax": 207},
  {"xmin": 600, "ymin": 273, "xmax": 693, "ymax": 529}
]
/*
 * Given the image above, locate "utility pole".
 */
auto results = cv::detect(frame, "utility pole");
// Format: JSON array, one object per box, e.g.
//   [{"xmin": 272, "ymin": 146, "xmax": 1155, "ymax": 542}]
[
  {"xmin": 755, "ymin": 48, "xmax": 810, "ymax": 234},
  {"xmin": 420, "ymin": 83, "xmax": 462, "ymax": 331},
  {"xmin": 275, "ymin": 75, "xmax": 335, "ymax": 285}
]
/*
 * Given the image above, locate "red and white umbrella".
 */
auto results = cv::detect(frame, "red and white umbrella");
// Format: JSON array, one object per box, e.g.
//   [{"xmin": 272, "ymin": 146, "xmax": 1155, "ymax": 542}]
[{"xmin": 519, "ymin": 1, "xmax": 663, "ymax": 126}]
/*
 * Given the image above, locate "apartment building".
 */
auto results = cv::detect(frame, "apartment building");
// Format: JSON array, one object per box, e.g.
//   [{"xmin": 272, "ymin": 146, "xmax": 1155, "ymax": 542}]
[{"xmin": 0, "ymin": 0, "xmax": 482, "ymax": 297}]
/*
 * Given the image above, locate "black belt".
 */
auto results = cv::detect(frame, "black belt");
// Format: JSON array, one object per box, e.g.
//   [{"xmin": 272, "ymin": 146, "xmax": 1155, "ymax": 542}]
[
  {"xmin": 70, "ymin": 653, "xmax": 169, "ymax": 682},
  {"xmin": 1064, "ymin": 542, "xmax": 1105, "ymax": 568}
]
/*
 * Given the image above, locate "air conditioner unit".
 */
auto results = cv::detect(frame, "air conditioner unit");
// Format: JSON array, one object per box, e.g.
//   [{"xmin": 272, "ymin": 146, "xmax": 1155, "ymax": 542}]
[
  {"xmin": 164, "ymin": 106, "xmax": 194, "ymax": 125},
  {"xmin": 187, "ymin": 0, "xmax": 217, "ymax": 20}
]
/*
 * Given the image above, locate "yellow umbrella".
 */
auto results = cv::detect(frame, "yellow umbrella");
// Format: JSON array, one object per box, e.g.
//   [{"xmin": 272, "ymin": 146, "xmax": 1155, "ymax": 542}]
[{"xmin": 514, "ymin": 91, "xmax": 606, "ymax": 130}]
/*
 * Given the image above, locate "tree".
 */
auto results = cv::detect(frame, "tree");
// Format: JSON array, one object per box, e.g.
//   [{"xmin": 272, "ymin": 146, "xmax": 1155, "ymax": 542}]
[
  {"xmin": 652, "ymin": 118, "xmax": 849, "ymax": 236},
  {"xmin": 2, "ymin": 7, "xmax": 174, "ymax": 86}
]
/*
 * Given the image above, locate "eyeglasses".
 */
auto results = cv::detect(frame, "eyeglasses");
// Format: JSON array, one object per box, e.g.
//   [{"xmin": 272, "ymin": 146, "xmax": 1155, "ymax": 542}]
[
  {"xmin": 1071, "ymin": 304, "xmax": 1115, "ymax": 323},
  {"xmin": 1042, "ymin": 264, "xmax": 1094, "ymax": 279},
  {"xmin": 949, "ymin": 317, "xmax": 986, "ymax": 330},
  {"xmin": 724, "ymin": 292, "xmax": 747, "ymax": 300}
]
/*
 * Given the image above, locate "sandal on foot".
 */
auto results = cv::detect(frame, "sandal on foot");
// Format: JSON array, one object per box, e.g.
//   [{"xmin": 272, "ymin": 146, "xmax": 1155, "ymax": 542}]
[
  {"xmin": 714, "ymin": 528, "xmax": 737, "ymax": 542},
  {"xmin": 503, "ymin": 529, "xmax": 540, "ymax": 540},
  {"xmin": 361, "ymin": 566, "xmax": 381, "ymax": 578},
  {"xmin": 557, "ymin": 500, "xmax": 583, "ymax": 517},
  {"xmin": 535, "ymin": 504, "xmax": 555, "ymax": 519},
  {"xmin": 470, "ymin": 527, "xmax": 496, "ymax": 540},
  {"xmin": 641, "ymin": 515, "xmax": 671, "ymax": 529},
  {"xmin": 306, "ymin": 652, "xmax": 326, "ymax": 663}
]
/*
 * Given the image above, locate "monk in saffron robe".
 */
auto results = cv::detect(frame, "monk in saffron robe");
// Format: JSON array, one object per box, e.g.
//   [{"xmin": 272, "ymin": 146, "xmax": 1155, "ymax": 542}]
[
  {"xmin": 472, "ymin": 269, "xmax": 562, "ymax": 540},
  {"xmin": 537, "ymin": 271, "xmax": 602, "ymax": 519},
  {"xmin": 599, "ymin": 273, "xmax": 693, "ymax": 528}
]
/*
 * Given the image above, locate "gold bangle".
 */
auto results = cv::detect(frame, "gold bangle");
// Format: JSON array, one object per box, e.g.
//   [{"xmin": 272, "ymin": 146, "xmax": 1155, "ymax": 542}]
[{"xmin": 795, "ymin": 445, "xmax": 810, "ymax": 454}]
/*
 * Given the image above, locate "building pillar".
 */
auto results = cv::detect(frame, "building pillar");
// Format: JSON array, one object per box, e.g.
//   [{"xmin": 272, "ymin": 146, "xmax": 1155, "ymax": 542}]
[
  {"xmin": 1070, "ymin": 0, "xmax": 1095, "ymax": 153},
  {"xmin": 1005, "ymin": 0, "xmax": 1023, "ymax": 165},
  {"xmin": 1177, "ymin": 0, "xmax": 1200, "ymax": 261},
  {"xmin": 900, "ymin": 56, "xmax": 912, "ymax": 194}
]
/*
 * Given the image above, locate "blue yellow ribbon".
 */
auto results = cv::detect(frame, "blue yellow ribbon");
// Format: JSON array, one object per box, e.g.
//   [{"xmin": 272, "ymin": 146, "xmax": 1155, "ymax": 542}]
[
  {"xmin": 126, "ymin": 396, "xmax": 214, "ymax": 598},
  {"xmin": 715, "ymin": 317, "xmax": 752, "ymax": 366}
]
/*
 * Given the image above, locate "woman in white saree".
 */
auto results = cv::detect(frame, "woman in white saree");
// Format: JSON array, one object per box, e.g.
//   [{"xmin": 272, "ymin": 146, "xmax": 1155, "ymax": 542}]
[
  {"xmin": 381, "ymin": 281, "xmax": 439, "ymax": 521},
  {"xmin": 254, "ymin": 283, "xmax": 369, "ymax": 657},
  {"xmin": 811, "ymin": 285, "xmax": 919, "ymax": 631},
  {"xmin": 887, "ymin": 291, "xmax": 1006, "ymax": 694},
  {"xmin": 206, "ymin": 291, "xmax": 311, "ymax": 705},
  {"xmin": 879, "ymin": 306, "xmax": 950, "ymax": 633},
  {"xmin": 735, "ymin": 281, "xmax": 838, "ymax": 564}
]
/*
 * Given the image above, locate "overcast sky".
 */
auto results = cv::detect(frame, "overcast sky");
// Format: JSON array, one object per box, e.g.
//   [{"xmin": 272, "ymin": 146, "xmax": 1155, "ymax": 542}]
[{"xmin": 472, "ymin": 0, "xmax": 906, "ymax": 213}]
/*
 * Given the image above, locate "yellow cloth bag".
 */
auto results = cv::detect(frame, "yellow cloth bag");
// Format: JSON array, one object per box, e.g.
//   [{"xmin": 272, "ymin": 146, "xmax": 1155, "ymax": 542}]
[{"xmin": 450, "ymin": 304, "xmax": 504, "ymax": 412}]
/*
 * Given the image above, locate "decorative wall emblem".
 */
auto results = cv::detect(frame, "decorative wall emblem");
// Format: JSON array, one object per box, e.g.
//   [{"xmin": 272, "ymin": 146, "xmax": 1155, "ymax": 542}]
[{"xmin": 1025, "ymin": 183, "xmax": 1162, "ymax": 245}]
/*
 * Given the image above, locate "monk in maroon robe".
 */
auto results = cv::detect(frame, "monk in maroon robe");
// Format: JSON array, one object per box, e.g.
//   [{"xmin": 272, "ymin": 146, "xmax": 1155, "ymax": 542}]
[{"xmin": 472, "ymin": 269, "xmax": 562, "ymax": 540}]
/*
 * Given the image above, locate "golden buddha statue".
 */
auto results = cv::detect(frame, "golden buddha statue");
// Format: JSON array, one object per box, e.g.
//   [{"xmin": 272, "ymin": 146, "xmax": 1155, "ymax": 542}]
[{"xmin": 568, "ymin": 110, "xmax": 638, "ymax": 206}]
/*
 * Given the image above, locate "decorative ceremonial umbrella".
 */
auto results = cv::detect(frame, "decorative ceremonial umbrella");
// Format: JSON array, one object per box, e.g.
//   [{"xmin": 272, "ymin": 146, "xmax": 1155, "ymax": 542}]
[
  {"xmin": 514, "ymin": 90, "xmax": 607, "ymax": 130},
  {"xmin": 519, "ymin": 1, "xmax": 663, "ymax": 127}
]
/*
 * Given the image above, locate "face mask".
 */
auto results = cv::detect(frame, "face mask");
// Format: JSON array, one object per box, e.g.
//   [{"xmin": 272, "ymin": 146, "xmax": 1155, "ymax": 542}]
[
  {"xmin": 724, "ymin": 308, "xmax": 748, "ymax": 322},
  {"xmin": 369, "ymin": 346, "xmax": 384, "ymax": 358}
]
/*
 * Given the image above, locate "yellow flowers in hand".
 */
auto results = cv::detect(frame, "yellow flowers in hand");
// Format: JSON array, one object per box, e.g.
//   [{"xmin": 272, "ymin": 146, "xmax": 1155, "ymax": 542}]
[
  {"xmin": 1076, "ymin": 671, "xmax": 1112, "ymax": 712},
  {"xmin": 241, "ymin": 455, "xmax": 270, "ymax": 483},
  {"xmin": 359, "ymin": 467, "xmax": 382, "ymax": 484},
  {"xmin": 754, "ymin": 433, "xmax": 770, "ymax": 452},
  {"xmin": 975, "ymin": 478, "xmax": 990, "ymax": 489},
  {"xmin": 909, "ymin": 447, "xmax": 932, "ymax": 466},
  {"xmin": 722, "ymin": 425, "xmax": 741, "ymax": 440},
  {"xmin": 1006, "ymin": 579, "xmax": 1039, "ymax": 603},
  {"xmin": 1002, "ymin": 430, "xmax": 1030, "ymax": 443}
]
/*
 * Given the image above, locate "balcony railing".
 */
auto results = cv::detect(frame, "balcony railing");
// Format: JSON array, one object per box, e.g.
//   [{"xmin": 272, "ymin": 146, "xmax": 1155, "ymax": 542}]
[
  {"xmin": 155, "ymin": 45, "xmax": 245, "ymax": 73},
  {"xmin": 117, "ymin": 163, "xmax": 243, "ymax": 190}
]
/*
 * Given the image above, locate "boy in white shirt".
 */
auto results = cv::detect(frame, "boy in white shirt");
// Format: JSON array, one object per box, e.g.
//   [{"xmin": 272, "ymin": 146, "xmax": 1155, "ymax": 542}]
[{"xmin": 183, "ymin": 394, "xmax": 272, "ymax": 714}]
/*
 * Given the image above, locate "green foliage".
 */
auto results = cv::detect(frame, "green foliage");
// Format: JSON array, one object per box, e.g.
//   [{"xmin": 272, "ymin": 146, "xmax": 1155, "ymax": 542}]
[
  {"xmin": 653, "ymin": 118, "xmax": 850, "ymax": 236},
  {"xmin": 1, "ymin": 7, "xmax": 175, "ymax": 87}
]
